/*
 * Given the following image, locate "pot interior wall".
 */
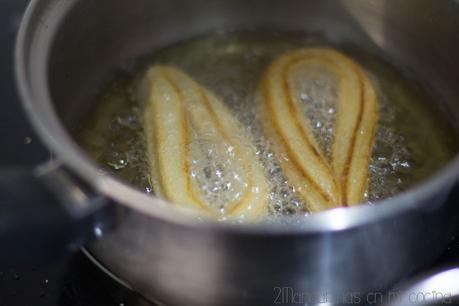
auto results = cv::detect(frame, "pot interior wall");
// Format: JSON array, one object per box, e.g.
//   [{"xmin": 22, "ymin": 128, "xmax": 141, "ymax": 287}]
[
  {"xmin": 31, "ymin": 1, "xmax": 459, "ymax": 304},
  {"xmin": 47, "ymin": 0, "xmax": 459, "ymax": 132}
]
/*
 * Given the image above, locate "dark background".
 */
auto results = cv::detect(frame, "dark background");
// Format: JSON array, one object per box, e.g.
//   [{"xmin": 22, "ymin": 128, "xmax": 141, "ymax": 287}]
[
  {"xmin": 0, "ymin": 1, "xmax": 458, "ymax": 306},
  {"xmin": 0, "ymin": 1, "xmax": 148, "ymax": 305}
]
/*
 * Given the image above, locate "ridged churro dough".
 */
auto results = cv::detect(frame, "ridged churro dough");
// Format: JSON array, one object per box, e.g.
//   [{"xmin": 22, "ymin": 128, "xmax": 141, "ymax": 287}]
[
  {"xmin": 140, "ymin": 66, "xmax": 269, "ymax": 220},
  {"xmin": 258, "ymin": 48, "xmax": 378, "ymax": 211}
]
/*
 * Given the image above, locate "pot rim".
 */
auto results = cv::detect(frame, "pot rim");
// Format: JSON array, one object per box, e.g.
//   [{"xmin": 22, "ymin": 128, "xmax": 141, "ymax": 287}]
[{"xmin": 15, "ymin": 0, "xmax": 459, "ymax": 235}]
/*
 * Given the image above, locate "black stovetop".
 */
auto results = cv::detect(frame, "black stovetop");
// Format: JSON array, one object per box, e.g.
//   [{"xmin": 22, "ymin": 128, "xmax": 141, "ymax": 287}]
[
  {"xmin": 0, "ymin": 1, "xmax": 150, "ymax": 305},
  {"xmin": 0, "ymin": 1, "xmax": 458, "ymax": 306}
]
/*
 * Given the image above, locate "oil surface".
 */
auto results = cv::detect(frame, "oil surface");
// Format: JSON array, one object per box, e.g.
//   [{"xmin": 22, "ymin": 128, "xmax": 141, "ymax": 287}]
[{"xmin": 75, "ymin": 32, "xmax": 458, "ymax": 216}]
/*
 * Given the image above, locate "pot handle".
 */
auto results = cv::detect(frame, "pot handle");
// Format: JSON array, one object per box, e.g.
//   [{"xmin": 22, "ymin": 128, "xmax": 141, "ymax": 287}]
[{"xmin": 0, "ymin": 162, "xmax": 113, "ymax": 263}]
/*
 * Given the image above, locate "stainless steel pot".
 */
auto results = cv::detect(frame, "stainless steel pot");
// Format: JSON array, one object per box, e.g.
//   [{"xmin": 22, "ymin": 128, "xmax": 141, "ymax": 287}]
[
  {"xmin": 384, "ymin": 267, "xmax": 459, "ymax": 306},
  {"xmin": 12, "ymin": 0, "xmax": 459, "ymax": 305}
]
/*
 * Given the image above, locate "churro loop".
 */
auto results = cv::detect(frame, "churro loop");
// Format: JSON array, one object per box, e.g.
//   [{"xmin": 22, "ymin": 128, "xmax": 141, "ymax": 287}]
[
  {"xmin": 140, "ymin": 66, "xmax": 269, "ymax": 220},
  {"xmin": 259, "ymin": 48, "xmax": 378, "ymax": 211}
]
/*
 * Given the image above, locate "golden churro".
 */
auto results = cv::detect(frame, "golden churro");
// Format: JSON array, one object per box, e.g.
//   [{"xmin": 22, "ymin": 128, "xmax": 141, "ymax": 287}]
[
  {"xmin": 140, "ymin": 66, "xmax": 269, "ymax": 220},
  {"xmin": 258, "ymin": 48, "xmax": 378, "ymax": 211}
]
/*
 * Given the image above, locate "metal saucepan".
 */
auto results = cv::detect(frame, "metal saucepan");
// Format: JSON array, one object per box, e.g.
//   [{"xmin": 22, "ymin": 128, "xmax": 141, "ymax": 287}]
[
  {"xmin": 383, "ymin": 267, "xmax": 459, "ymax": 306},
  {"xmin": 3, "ymin": 0, "xmax": 459, "ymax": 305}
]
